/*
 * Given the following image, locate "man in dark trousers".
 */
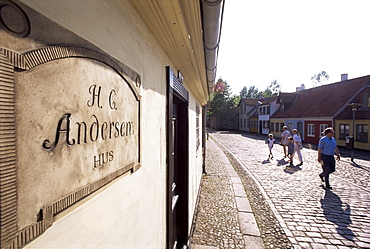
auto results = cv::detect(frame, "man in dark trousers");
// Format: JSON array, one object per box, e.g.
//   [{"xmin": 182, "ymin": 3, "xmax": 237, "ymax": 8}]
[{"xmin": 317, "ymin": 127, "xmax": 340, "ymax": 189}]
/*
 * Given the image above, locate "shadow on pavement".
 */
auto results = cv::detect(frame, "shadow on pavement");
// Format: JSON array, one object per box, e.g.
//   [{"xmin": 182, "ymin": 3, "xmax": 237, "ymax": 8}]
[
  {"xmin": 349, "ymin": 162, "xmax": 370, "ymax": 172},
  {"xmin": 320, "ymin": 188, "xmax": 355, "ymax": 241},
  {"xmin": 283, "ymin": 165, "xmax": 302, "ymax": 174},
  {"xmin": 276, "ymin": 158, "xmax": 289, "ymax": 166}
]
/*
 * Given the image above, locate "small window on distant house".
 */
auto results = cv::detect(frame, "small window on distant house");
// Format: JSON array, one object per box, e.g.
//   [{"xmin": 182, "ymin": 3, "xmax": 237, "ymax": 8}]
[
  {"xmin": 288, "ymin": 123, "xmax": 293, "ymax": 132},
  {"xmin": 223, "ymin": 119, "xmax": 227, "ymax": 125},
  {"xmin": 271, "ymin": 122, "xmax": 275, "ymax": 131},
  {"xmin": 356, "ymin": 124, "xmax": 368, "ymax": 142},
  {"xmin": 275, "ymin": 122, "xmax": 280, "ymax": 132},
  {"xmin": 339, "ymin": 124, "xmax": 349, "ymax": 139},
  {"xmin": 362, "ymin": 92, "xmax": 370, "ymax": 107},
  {"xmin": 308, "ymin": 124, "xmax": 315, "ymax": 137},
  {"xmin": 320, "ymin": 124, "xmax": 328, "ymax": 136},
  {"xmin": 280, "ymin": 123, "xmax": 285, "ymax": 131}
]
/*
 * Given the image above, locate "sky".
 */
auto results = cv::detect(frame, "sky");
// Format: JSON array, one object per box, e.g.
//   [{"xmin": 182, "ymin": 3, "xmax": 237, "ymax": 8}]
[{"xmin": 216, "ymin": 1, "xmax": 370, "ymax": 95}]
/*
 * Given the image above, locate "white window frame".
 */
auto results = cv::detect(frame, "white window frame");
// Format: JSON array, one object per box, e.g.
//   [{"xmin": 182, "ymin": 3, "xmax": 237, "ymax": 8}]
[
  {"xmin": 320, "ymin": 124, "xmax": 328, "ymax": 137},
  {"xmin": 308, "ymin": 124, "xmax": 315, "ymax": 137}
]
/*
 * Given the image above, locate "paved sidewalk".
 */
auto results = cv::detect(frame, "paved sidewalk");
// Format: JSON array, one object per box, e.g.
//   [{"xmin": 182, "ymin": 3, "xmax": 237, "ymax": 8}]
[{"xmin": 190, "ymin": 138, "xmax": 264, "ymax": 249}]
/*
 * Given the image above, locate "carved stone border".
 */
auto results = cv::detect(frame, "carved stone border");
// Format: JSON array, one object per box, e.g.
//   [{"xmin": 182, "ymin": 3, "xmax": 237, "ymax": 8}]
[
  {"xmin": 0, "ymin": 50, "xmax": 17, "ymax": 249},
  {"xmin": 0, "ymin": 46, "xmax": 141, "ymax": 248}
]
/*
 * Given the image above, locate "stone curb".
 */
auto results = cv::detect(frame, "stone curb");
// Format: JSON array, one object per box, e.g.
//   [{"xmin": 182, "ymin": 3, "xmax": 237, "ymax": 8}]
[
  {"xmin": 190, "ymin": 138, "xmax": 264, "ymax": 249},
  {"xmin": 214, "ymin": 136, "xmax": 289, "ymax": 247},
  {"xmin": 218, "ymin": 150, "xmax": 264, "ymax": 249}
]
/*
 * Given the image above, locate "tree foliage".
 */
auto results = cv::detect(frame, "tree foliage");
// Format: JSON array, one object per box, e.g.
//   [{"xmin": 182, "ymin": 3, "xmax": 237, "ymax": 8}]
[
  {"xmin": 240, "ymin": 80, "xmax": 281, "ymax": 99},
  {"xmin": 209, "ymin": 79, "xmax": 240, "ymax": 114},
  {"xmin": 311, "ymin": 71, "xmax": 329, "ymax": 87},
  {"xmin": 240, "ymin": 86, "xmax": 248, "ymax": 98}
]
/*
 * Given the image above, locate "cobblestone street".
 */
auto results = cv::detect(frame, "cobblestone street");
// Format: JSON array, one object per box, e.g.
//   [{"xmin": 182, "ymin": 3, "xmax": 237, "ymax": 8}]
[{"xmin": 208, "ymin": 130, "xmax": 370, "ymax": 249}]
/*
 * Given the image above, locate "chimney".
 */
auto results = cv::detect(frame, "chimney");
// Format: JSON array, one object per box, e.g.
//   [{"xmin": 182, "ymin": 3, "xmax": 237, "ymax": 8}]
[
  {"xmin": 341, "ymin": 74, "xmax": 348, "ymax": 81},
  {"xmin": 296, "ymin": 84, "xmax": 305, "ymax": 92}
]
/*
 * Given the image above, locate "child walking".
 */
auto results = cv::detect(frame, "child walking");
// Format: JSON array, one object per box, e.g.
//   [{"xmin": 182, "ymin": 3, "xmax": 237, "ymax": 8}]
[
  {"xmin": 267, "ymin": 133, "xmax": 275, "ymax": 159},
  {"xmin": 287, "ymin": 137, "xmax": 294, "ymax": 166}
]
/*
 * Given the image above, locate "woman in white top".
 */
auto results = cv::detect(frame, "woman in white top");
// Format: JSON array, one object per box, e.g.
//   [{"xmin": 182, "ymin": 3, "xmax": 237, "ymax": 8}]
[{"xmin": 292, "ymin": 129, "xmax": 303, "ymax": 165}]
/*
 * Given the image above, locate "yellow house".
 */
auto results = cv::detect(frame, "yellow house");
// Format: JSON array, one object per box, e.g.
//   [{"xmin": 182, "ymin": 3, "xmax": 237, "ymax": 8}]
[{"xmin": 334, "ymin": 86, "xmax": 370, "ymax": 151}]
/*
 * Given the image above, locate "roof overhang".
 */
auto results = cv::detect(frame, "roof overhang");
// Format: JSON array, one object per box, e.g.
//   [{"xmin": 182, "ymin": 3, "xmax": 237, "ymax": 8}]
[{"xmin": 130, "ymin": 0, "xmax": 224, "ymax": 105}]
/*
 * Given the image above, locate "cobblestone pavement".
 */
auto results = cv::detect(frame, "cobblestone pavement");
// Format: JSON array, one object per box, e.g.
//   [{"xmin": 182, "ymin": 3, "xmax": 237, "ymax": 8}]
[
  {"xmin": 210, "ymin": 130, "xmax": 370, "ymax": 249},
  {"xmin": 191, "ymin": 139, "xmax": 245, "ymax": 249}
]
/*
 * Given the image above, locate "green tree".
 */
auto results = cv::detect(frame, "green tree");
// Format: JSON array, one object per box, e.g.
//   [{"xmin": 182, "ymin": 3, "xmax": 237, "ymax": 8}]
[
  {"xmin": 262, "ymin": 87, "xmax": 273, "ymax": 97},
  {"xmin": 209, "ymin": 79, "xmax": 240, "ymax": 114},
  {"xmin": 245, "ymin": 86, "xmax": 262, "ymax": 99},
  {"xmin": 311, "ymin": 71, "xmax": 329, "ymax": 87},
  {"xmin": 262, "ymin": 80, "xmax": 281, "ymax": 97},
  {"xmin": 240, "ymin": 86, "xmax": 248, "ymax": 98}
]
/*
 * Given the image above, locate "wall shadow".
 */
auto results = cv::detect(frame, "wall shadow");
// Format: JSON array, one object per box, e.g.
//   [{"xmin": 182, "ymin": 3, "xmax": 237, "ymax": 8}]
[{"xmin": 320, "ymin": 189, "xmax": 354, "ymax": 241}]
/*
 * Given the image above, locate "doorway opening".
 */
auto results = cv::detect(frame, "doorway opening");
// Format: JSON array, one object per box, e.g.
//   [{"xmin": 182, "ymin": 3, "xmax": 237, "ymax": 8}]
[{"xmin": 166, "ymin": 67, "xmax": 189, "ymax": 248}]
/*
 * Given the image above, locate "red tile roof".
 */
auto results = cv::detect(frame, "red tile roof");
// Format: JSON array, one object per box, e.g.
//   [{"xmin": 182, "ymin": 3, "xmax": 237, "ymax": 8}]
[
  {"xmin": 277, "ymin": 92, "xmax": 299, "ymax": 103},
  {"xmin": 272, "ymin": 75, "xmax": 370, "ymax": 118},
  {"xmin": 238, "ymin": 98, "xmax": 259, "ymax": 106},
  {"xmin": 335, "ymin": 86, "xmax": 370, "ymax": 119},
  {"xmin": 259, "ymin": 96, "xmax": 278, "ymax": 105}
]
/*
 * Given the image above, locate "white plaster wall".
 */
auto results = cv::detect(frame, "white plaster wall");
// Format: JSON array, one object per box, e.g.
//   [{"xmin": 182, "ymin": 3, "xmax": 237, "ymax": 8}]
[
  {"xmin": 187, "ymin": 93, "xmax": 203, "ymax": 232},
  {"xmin": 270, "ymin": 101, "xmax": 280, "ymax": 115},
  {"xmin": 16, "ymin": 0, "xmax": 202, "ymax": 248}
]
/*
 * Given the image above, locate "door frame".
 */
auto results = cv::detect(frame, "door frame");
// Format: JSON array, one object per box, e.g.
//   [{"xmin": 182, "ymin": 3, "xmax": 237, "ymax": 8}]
[{"xmin": 166, "ymin": 66, "xmax": 189, "ymax": 248}]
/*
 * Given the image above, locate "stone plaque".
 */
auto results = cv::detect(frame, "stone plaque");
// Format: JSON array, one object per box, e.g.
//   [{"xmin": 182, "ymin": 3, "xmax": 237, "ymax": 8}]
[
  {"xmin": 16, "ymin": 56, "xmax": 140, "ymax": 228},
  {"xmin": 0, "ymin": 46, "xmax": 141, "ymax": 248}
]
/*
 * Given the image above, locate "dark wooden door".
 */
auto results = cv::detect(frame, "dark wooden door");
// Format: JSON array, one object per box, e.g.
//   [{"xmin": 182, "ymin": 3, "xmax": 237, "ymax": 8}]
[{"xmin": 167, "ymin": 67, "xmax": 188, "ymax": 249}]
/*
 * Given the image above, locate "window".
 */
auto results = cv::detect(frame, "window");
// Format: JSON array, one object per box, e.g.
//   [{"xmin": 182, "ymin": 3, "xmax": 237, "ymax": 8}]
[
  {"xmin": 222, "ymin": 119, "xmax": 227, "ymax": 125},
  {"xmin": 275, "ymin": 122, "xmax": 280, "ymax": 132},
  {"xmin": 281, "ymin": 103, "xmax": 285, "ymax": 112},
  {"xmin": 196, "ymin": 104, "xmax": 200, "ymax": 151},
  {"xmin": 362, "ymin": 92, "xmax": 370, "ymax": 107},
  {"xmin": 320, "ymin": 124, "xmax": 328, "ymax": 136},
  {"xmin": 288, "ymin": 123, "xmax": 293, "ymax": 132},
  {"xmin": 356, "ymin": 124, "xmax": 368, "ymax": 142},
  {"xmin": 260, "ymin": 106, "xmax": 269, "ymax": 115},
  {"xmin": 339, "ymin": 124, "xmax": 349, "ymax": 139},
  {"xmin": 271, "ymin": 122, "xmax": 275, "ymax": 131},
  {"xmin": 308, "ymin": 124, "xmax": 315, "ymax": 137},
  {"xmin": 280, "ymin": 123, "xmax": 285, "ymax": 132},
  {"xmin": 244, "ymin": 118, "xmax": 246, "ymax": 128}
]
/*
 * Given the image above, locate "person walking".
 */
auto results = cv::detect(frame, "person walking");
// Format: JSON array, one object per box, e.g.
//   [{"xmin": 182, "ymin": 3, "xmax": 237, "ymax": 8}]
[
  {"xmin": 287, "ymin": 137, "xmax": 294, "ymax": 166},
  {"xmin": 281, "ymin": 126, "xmax": 291, "ymax": 158},
  {"xmin": 292, "ymin": 129, "xmax": 303, "ymax": 165},
  {"xmin": 267, "ymin": 133, "xmax": 275, "ymax": 159},
  {"xmin": 317, "ymin": 127, "xmax": 340, "ymax": 190}
]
